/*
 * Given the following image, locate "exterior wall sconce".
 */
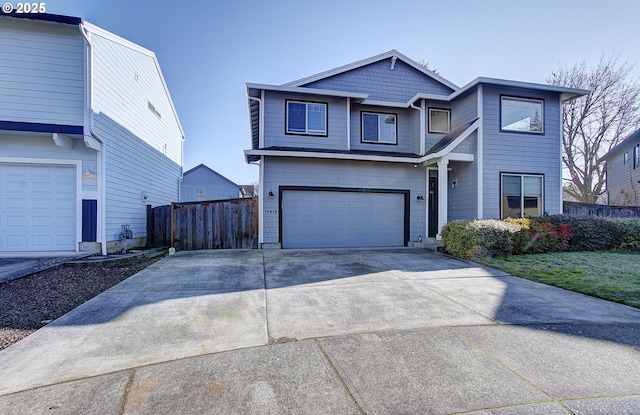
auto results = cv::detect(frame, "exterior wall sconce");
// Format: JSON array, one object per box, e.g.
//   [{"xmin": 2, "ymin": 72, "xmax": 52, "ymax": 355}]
[
  {"xmin": 416, "ymin": 194, "xmax": 424, "ymax": 201},
  {"xmin": 268, "ymin": 190, "xmax": 275, "ymax": 199},
  {"xmin": 451, "ymin": 179, "xmax": 458, "ymax": 189}
]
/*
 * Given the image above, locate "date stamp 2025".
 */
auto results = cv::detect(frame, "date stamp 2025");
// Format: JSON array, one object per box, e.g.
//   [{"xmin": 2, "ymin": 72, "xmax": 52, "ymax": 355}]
[{"xmin": 2, "ymin": 2, "xmax": 46, "ymax": 14}]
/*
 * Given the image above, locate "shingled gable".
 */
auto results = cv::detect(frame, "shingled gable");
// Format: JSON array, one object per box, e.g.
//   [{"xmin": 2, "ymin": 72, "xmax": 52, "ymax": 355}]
[{"xmin": 283, "ymin": 49, "xmax": 458, "ymax": 104}]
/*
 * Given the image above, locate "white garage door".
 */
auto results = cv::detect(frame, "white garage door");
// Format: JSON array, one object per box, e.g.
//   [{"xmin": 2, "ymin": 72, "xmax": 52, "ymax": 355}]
[
  {"xmin": 281, "ymin": 190, "xmax": 405, "ymax": 248},
  {"xmin": 0, "ymin": 163, "xmax": 76, "ymax": 251}
]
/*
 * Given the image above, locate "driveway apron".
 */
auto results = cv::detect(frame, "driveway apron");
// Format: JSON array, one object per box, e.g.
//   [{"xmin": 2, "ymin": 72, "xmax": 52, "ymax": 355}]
[{"xmin": 0, "ymin": 248, "xmax": 639, "ymax": 415}]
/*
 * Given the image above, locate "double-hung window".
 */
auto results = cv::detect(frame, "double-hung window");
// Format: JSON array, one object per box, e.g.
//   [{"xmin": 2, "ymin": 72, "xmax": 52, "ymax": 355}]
[
  {"xmin": 501, "ymin": 173, "xmax": 544, "ymax": 218},
  {"xmin": 286, "ymin": 100, "xmax": 327, "ymax": 136},
  {"xmin": 429, "ymin": 108, "xmax": 451, "ymax": 133},
  {"xmin": 501, "ymin": 96, "xmax": 544, "ymax": 133},
  {"xmin": 362, "ymin": 112, "xmax": 397, "ymax": 144},
  {"xmin": 634, "ymin": 144, "xmax": 640, "ymax": 169}
]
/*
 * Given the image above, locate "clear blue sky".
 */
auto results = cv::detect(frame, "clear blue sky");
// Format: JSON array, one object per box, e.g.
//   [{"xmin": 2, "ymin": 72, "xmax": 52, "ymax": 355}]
[{"xmin": 43, "ymin": 0, "xmax": 640, "ymax": 185}]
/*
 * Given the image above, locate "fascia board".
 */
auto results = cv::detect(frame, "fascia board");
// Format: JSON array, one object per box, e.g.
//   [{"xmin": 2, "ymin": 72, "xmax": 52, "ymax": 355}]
[
  {"xmin": 246, "ymin": 83, "xmax": 368, "ymax": 99},
  {"xmin": 452, "ymin": 77, "xmax": 590, "ymax": 102},
  {"xmin": 283, "ymin": 50, "xmax": 399, "ymax": 87},
  {"xmin": 244, "ymin": 149, "xmax": 419, "ymax": 164},
  {"xmin": 419, "ymin": 119, "xmax": 479, "ymax": 162}
]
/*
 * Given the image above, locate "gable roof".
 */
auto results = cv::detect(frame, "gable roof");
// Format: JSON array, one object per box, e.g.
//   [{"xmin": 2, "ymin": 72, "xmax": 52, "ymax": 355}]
[
  {"xmin": 183, "ymin": 164, "xmax": 238, "ymax": 187},
  {"xmin": 601, "ymin": 129, "xmax": 640, "ymax": 161},
  {"xmin": 284, "ymin": 49, "xmax": 459, "ymax": 92}
]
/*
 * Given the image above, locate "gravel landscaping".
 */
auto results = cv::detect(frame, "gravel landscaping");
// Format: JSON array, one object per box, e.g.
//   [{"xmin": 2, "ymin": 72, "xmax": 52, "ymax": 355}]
[{"xmin": 0, "ymin": 255, "xmax": 165, "ymax": 351}]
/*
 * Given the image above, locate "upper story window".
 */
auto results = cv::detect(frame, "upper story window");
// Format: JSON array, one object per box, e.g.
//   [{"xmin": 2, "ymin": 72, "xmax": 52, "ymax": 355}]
[
  {"xmin": 429, "ymin": 108, "xmax": 450, "ymax": 134},
  {"xmin": 286, "ymin": 100, "xmax": 327, "ymax": 136},
  {"xmin": 634, "ymin": 144, "xmax": 640, "ymax": 169},
  {"xmin": 501, "ymin": 96, "xmax": 544, "ymax": 134},
  {"xmin": 362, "ymin": 112, "xmax": 397, "ymax": 144},
  {"xmin": 624, "ymin": 151, "xmax": 629, "ymax": 165}
]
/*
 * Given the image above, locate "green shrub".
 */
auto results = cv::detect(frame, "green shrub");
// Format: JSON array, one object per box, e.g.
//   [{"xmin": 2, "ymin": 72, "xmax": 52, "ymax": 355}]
[
  {"xmin": 611, "ymin": 218, "xmax": 640, "ymax": 251},
  {"xmin": 543, "ymin": 215, "xmax": 622, "ymax": 251},
  {"xmin": 442, "ymin": 219, "xmax": 521, "ymax": 259}
]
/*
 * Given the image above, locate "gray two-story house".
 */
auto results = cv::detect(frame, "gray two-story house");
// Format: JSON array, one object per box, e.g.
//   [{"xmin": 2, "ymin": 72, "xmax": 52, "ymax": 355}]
[
  {"xmin": 602, "ymin": 129, "xmax": 640, "ymax": 206},
  {"xmin": 245, "ymin": 50, "xmax": 588, "ymax": 249}
]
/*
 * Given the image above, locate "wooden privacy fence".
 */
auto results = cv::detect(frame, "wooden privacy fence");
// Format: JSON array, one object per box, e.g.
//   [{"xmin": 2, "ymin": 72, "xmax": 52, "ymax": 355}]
[
  {"xmin": 147, "ymin": 198, "xmax": 258, "ymax": 250},
  {"xmin": 563, "ymin": 201, "xmax": 640, "ymax": 218}
]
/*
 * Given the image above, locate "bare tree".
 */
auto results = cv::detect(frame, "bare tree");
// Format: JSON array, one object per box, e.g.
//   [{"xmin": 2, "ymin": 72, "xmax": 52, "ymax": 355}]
[{"xmin": 547, "ymin": 53, "xmax": 640, "ymax": 203}]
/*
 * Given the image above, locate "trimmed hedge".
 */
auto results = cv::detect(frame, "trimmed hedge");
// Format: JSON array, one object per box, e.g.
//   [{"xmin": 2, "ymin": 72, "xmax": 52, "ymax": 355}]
[{"xmin": 442, "ymin": 216, "xmax": 640, "ymax": 258}]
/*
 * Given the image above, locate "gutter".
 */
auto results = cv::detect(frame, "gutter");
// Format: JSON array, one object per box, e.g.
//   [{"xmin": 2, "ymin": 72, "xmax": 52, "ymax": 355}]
[{"xmin": 79, "ymin": 22, "xmax": 107, "ymax": 255}]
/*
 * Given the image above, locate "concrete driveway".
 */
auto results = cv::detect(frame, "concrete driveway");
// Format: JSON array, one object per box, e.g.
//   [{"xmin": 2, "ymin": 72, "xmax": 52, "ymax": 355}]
[{"xmin": 0, "ymin": 248, "xmax": 639, "ymax": 414}]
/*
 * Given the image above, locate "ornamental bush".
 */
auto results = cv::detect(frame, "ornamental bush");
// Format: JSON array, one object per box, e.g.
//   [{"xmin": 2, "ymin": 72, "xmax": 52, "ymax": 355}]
[
  {"xmin": 543, "ymin": 215, "xmax": 623, "ymax": 251},
  {"xmin": 505, "ymin": 217, "xmax": 572, "ymax": 254},
  {"xmin": 441, "ymin": 219, "xmax": 521, "ymax": 259},
  {"xmin": 611, "ymin": 218, "xmax": 640, "ymax": 252}
]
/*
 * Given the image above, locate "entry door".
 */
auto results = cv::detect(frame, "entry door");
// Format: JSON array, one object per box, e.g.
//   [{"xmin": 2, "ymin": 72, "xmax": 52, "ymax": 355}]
[{"xmin": 428, "ymin": 176, "xmax": 438, "ymax": 238}]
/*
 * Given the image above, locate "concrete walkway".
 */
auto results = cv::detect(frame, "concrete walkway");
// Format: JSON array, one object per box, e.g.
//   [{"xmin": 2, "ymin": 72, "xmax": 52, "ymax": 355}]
[{"xmin": 0, "ymin": 248, "xmax": 639, "ymax": 414}]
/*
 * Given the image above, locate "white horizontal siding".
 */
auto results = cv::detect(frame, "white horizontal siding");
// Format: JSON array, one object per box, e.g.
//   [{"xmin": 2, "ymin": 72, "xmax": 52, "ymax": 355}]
[
  {"xmin": 95, "ymin": 113, "xmax": 180, "ymax": 242},
  {"xmin": 0, "ymin": 18, "xmax": 84, "ymax": 125},
  {"xmin": 606, "ymin": 150, "xmax": 640, "ymax": 205},
  {"xmin": 89, "ymin": 32, "xmax": 183, "ymax": 166}
]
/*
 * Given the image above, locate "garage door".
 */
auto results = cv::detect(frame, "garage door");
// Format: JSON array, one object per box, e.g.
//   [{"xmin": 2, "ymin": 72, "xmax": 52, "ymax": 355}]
[
  {"xmin": 0, "ymin": 163, "xmax": 76, "ymax": 251},
  {"xmin": 281, "ymin": 190, "xmax": 406, "ymax": 248}
]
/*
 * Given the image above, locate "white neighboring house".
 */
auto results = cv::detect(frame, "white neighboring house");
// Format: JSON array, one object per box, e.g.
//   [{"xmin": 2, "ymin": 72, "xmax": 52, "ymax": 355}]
[
  {"xmin": 0, "ymin": 13, "xmax": 185, "ymax": 254},
  {"xmin": 180, "ymin": 164, "xmax": 240, "ymax": 202}
]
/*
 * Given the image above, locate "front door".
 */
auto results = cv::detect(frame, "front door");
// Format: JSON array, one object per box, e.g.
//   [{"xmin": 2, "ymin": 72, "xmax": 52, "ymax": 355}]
[{"xmin": 428, "ymin": 175, "xmax": 438, "ymax": 238}]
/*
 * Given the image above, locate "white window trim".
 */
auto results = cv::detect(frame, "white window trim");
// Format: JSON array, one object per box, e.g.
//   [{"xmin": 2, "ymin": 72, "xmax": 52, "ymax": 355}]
[
  {"xmin": 500, "ymin": 96, "xmax": 544, "ymax": 134},
  {"xmin": 361, "ymin": 112, "xmax": 397, "ymax": 144},
  {"xmin": 285, "ymin": 100, "xmax": 327, "ymax": 136},
  {"xmin": 500, "ymin": 173, "xmax": 544, "ymax": 218},
  {"xmin": 428, "ymin": 108, "xmax": 451, "ymax": 134}
]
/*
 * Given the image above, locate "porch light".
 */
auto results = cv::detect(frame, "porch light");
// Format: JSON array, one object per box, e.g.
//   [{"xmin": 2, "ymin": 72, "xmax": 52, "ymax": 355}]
[
  {"xmin": 416, "ymin": 194, "xmax": 424, "ymax": 201},
  {"xmin": 268, "ymin": 190, "xmax": 275, "ymax": 199}
]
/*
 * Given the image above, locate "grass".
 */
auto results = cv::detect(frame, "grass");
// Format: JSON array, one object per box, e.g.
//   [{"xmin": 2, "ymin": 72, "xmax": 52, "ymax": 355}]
[{"xmin": 475, "ymin": 251, "xmax": 640, "ymax": 309}]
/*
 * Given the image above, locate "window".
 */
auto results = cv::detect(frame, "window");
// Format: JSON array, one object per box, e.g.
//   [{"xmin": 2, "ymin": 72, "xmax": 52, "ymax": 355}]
[
  {"xmin": 362, "ymin": 112, "xmax": 397, "ymax": 144},
  {"xmin": 429, "ymin": 108, "xmax": 450, "ymax": 133},
  {"xmin": 634, "ymin": 144, "xmax": 640, "ymax": 169},
  {"xmin": 624, "ymin": 151, "xmax": 629, "ymax": 165},
  {"xmin": 501, "ymin": 173, "xmax": 543, "ymax": 218},
  {"xmin": 195, "ymin": 188, "xmax": 205, "ymax": 201},
  {"xmin": 501, "ymin": 96, "xmax": 544, "ymax": 133},
  {"xmin": 286, "ymin": 100, "xmax": 327, "ymax": 135}
]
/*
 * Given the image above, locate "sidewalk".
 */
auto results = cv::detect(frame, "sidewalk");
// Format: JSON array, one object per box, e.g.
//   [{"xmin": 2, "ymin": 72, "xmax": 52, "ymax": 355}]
[{"xmin": 0, "ymin": 248, "xmax": 638, "ymax": 414}]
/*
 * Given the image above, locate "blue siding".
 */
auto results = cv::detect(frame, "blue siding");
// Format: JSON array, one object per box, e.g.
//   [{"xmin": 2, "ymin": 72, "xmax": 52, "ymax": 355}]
[
  {"xmin": 481, "ymin": 86, "xmax": 562, "ymax": 218},
  {"xmin": 263, "ymin": 91, "xmax": 347, "ymax": 150},
  {"xmin": 261, "ymin": 157, "xmax": 426, "ymax": 244},
  {"xmin": 451, "ymin": 90, "xmax": 477, "ymax": 129},
  {"xmin": 349, "ymin": 104, "xmax": 413, "ymax": 153},
  {"xmin": 303, "ymin": 60, "xmax": 453, "ymax": 103},
  {"xmin": 181, "ymin": 166, "xmax": 239, "ymax": 201}
]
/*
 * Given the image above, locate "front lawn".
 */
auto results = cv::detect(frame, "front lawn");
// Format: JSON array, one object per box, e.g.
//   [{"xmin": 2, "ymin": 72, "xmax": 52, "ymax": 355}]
[{"xmin": 477, "ymin": 251, "xmax": 640, "ymax": 308}]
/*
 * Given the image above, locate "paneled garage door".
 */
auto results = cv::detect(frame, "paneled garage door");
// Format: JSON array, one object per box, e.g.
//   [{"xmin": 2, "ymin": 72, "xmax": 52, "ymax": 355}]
[
  {"xmin": 281, "ymin": 189, "xmax": 406, "ymax": 249},
  {"xmin": 0, "ymin": 163, "xmax": 76, "ymax": 251}
]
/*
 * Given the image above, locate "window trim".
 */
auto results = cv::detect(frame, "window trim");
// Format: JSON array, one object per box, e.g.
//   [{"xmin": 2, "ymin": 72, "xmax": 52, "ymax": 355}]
[
  {"xmin": 500, "ymin": 172, "xmax": 545, "ymax": 218},
  {"xmin": 285, "ymin": 99, "xmax": 328, "ymax": 137},
  {"xmin": 500, "ymin": 95, "xmax": 545, "ymax": 135},
  {"xmin": 634, "ymin": 144, "xmax": 640, "ymax": 169},
  {"xmin": 360, "ymin": 111, "xmax": 398, "ymax": 145},
  {"xmin": 428, "ymin": 108, "xmax": 451, "ymax": 134}
]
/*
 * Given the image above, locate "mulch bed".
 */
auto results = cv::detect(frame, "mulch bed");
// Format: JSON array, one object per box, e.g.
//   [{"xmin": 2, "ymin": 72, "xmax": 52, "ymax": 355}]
[{"xmin": 0, "ymin": 255, "xmax": 164, "ymax": 351}]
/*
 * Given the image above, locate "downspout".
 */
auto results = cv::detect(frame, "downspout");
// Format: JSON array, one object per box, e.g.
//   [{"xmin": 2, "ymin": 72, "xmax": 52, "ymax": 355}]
[
  {"xmin": 79, "ymin": 22, "xmax": 107, "ymax": 255},
  {"xmin": 410, "ymin": 99, "xmax": 425, "ymax": 155},
  {"xmin": 248, "ymin": 94, "xmax": 264, "ymax": 246}
]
